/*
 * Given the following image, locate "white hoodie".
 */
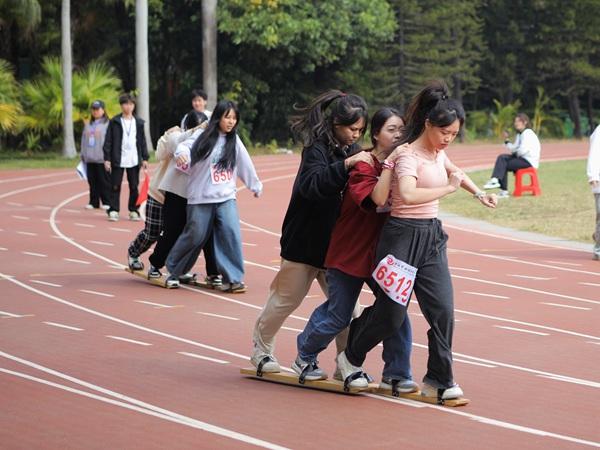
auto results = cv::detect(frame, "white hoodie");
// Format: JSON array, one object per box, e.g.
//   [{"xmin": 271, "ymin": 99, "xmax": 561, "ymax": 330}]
[
  {"xmin": 505, "ymin": 128, "xmax": 541, "ymax": 168},
  {"xmin": 587, "ymin": 125, "xmax": 600, "ymax": 184}
]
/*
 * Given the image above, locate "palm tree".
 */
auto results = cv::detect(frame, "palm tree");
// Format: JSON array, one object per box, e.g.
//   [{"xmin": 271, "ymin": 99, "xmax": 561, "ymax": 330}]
[
  {"xmin": 202, "ymin": 0, "xmax": 218, "ymax": 109},
  {"xmin": 135, "ymin": 0, "xmax": 152, "ymax": 150},
  {"xmin": 61, "ymin": 0, "xmax": 76, "ymax": 158},
  {"xmin": 0, "ymin": 59, "xmax": 22, "ymax": 139}
]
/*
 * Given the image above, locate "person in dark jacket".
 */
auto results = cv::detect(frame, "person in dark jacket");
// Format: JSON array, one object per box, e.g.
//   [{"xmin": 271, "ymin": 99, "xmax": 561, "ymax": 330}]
[
  {"xmin": 250, "ymin": 90, "xmax": 372, "ymax": 373},
  {"xmin": 103, "ymin": 93, "xmax": 149, "ymax": 222}
]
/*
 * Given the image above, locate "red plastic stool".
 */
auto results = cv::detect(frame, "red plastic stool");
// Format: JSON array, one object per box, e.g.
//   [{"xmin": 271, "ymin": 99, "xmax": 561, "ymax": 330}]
[{"xmin": 513, "ymin": 167, "xmax": 541, "ymax": 197}]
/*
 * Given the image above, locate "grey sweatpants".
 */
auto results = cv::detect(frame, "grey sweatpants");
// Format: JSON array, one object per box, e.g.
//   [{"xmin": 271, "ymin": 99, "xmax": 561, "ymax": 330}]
[{"xmin": 345, "ymin": 217, "xmax": 455, "ymax": 389}]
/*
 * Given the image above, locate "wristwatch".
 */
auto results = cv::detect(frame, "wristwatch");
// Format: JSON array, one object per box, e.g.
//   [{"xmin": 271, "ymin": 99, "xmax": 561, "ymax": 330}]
[{"xmin": 473, "ymin": 191, "xmax": 486, "ymax": 199}]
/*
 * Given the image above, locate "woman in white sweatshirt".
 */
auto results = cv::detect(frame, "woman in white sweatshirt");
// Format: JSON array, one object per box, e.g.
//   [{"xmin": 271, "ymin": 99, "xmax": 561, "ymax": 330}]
[
  {"xmin": 587, "ymin": 124, "xmax": 600, "ymax": 260},
  {"xmin": 165, "ymin": 100, "xmax": 263, "ymax": 290},
  {"xmin": 483, "ymin": 113, "xmax": 541, "ymax": 198}
]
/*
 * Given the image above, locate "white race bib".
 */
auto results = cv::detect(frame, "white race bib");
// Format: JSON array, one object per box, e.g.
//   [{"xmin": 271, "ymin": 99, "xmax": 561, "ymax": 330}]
[
  {"xmin": 210, "ymin": 164, "xmax": 233, "ymax": 185},
  {"xmin": 372, "ymin": 254, "xmax": 417, "ymax": 306}
]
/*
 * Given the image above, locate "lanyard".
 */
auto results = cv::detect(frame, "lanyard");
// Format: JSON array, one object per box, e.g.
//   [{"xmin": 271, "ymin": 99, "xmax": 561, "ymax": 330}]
[{"xmin": 121, "ymin": 117, "xmax": 134, "ymax": 139}]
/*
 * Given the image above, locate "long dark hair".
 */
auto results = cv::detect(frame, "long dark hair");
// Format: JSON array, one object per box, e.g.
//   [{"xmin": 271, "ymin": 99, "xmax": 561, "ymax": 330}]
[
  {"xmin": 190, "ymin": 100, "xmax": 239, "ymax": 170},
  {"xmin": 290, "ymin": 90, "xmax": 368, "ymax": 148},
  {"xmin": 183, "ymin": 110, "xmax": 208, "ymax": 131},
  {"xmin": 369, "ymin": 107, "xmax": 403, "ymax": 148},
  {"xmin": 400, "ymin": 80, "xmax": 465, "ymax": 145}
]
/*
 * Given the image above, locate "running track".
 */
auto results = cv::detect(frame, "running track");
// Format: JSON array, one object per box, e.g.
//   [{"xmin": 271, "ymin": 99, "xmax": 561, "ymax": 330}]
[{"xmin": 1, "ymin": 141, "xmax": 598, "ymax": 449}]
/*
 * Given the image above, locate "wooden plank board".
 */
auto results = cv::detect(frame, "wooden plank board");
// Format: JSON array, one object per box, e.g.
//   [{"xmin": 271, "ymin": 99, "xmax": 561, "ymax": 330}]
[
  {"xmin": 240, "ymin": 368, "xmax": 375, "ymax": 394},
  {"xmin": 124, "ymin": 267, "xmax": 174, "ymax": 289},
  {"xmin": 370, "ymin": 386, "xmax": 470, "ymax": 407}
]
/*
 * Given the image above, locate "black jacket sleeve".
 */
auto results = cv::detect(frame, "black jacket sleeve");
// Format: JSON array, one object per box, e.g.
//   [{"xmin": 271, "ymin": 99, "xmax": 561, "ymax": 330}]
[
  {"xmin": 138, "ymin": 120, "xmax": 149, "ymax": 161},
  {"xmin": 296, "ymin": 144, "xmax": 348, "ymax": 200},
  {"xmin": 103, "ymin": 121, "xmax": 113, "ymax": 162}
]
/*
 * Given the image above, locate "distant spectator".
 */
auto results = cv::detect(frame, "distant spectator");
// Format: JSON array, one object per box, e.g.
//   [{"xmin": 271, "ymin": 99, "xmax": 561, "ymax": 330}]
[
  {"xmin": 81, "ymin": 100, "xmax": 110, "ymax": 210},
  {"xmin": 180, "ymin": 88, "xmax": 211, "ymax": 130},
  {"xmin": 587, "ymin": 124, "xmax": 600, "ymax": 260},
  {"xmin": 483, "ymin": 113, "xmax": 541, "ymax": 198}
]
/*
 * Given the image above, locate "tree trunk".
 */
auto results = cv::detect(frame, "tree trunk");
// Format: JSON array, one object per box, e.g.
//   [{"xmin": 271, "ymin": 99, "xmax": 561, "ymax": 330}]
[
  {"xmin": 136, "ymin": 0, "xmax": 152, "ymax": 151},
  {"xmin": 586, "ymin": 90, "xmax": 595, "ymax": 134},
  {"xmin": 567, "ymin": 91, "xmax": 582, "ymax": 139},
  {"xmin": 202, "ymin": 0, "xmax": 218, "ymax": 109},
  {"xmin": 61, "ymin": 0, "xmax": 76, "ymax": 158}
]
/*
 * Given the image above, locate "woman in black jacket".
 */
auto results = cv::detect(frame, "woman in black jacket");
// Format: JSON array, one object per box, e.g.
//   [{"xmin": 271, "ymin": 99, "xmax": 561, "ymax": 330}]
[{"xmin": 251, "ymin": 90, "xmax": 372, "ymax": 374}]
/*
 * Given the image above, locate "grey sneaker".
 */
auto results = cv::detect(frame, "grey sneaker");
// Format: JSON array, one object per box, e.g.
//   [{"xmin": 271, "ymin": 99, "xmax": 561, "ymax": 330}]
[
  {"xmin": 421, "ymin": 382, "xmax": 464, "ymax": 400},
  {"xmin": 292, "ymin": 356, "xmax": 327, "ymax": 382},
  {"xmin": 108, "ymin": 211, "xmax": 119, "ymax": 222},
  {"xmin": 250, "ymin": 348, "xmax": 280, "ymax": 375},
  {"xmin": 147, "ymin": 265, "xmax": 162, "ymax": 279},
  {"xmin": 380, "ymin": 377, "xmax": 419, "ymax": 394},
  {"xmin": 128, "ymin": 254, "xmax": 144, "ymax": 271},
  {"xmin": 497, "ymin": 190, "xmax": 510, "ymax": 198},
  {"xmin": 165, "ymin": 275, "xmax": 180, "ymax": 288},
  {"xmin": 335, "ymin": 351, "xmax": 368, "ymax": 389},
  {"xmin": 205, "ymin": 274, "xmax": 223, "ymax": 287}
]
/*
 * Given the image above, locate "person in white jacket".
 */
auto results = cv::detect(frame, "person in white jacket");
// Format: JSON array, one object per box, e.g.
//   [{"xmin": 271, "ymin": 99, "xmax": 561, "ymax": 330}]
[
  {"xmin": 484, "ymin": 113, "xmax": 541, "ymax": 198},
  {"xmin": 587, "ymin": 124, "xmax": 600, "ymax": 260},
  {"xmin": 165, "ymin": 100, "xmax": 262, "ymax": 290}
]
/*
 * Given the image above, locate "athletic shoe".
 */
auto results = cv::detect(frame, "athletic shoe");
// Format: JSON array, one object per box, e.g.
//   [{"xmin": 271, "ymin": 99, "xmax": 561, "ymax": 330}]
[
  {"xmin": 593, "ymin": 254, "xmax": 599, "ymax": 261},
  {"xmin": 128, "ymin": 254, "xmax": 144, "ymax": 271},
  {"xmin": 497, "ymin": 190, "xmax": 510, "ymax": 198},
  {"xmin": 108, "ymin": 211, "xmax": 119, "ymax": 221},
  {"xmin": 129, "ymin": 211, "xmax": 141, "ymax": 221},
  {"xmin": 250, "ymin": 348, "xmax": 281, "ymax": 374},
  {"xmin": 220, "ymin": 282, "xmax": 247, "ymax": 293},
  {"xmin": 421, "ymin": 382, "xmax": 464, "ymax": 400},
  {"xmin": 483, "ymin": 177, "xmax": 500, "ymax": 189},
  {"xmin": 147, "ymin": 265, "xmax": 162, "ymax": 279},
  {"xmin": 380, "ymin": 377, "xmax": 419, "ymax": 394},
  {"xmin": 205, "ymin": 274, "xmax": 223, "ymax": 287},
  {"xmin": 84, "ymin": 204, "xmax": 95, "ymax": 210},
  {"xmin": 178, "ymin": 272, "xmax": 194, "ymax": 283},
  {"xmin": 165, "ymin": 275, "xmax": 180, "ymax": 288},
  {"xmin": 292, "ymin": 356, "xmax": 327, "ymax": 381},
  {"xmin": 335, "ymin": 351, "xmax": 368, "ymax": 388},
  {"xmin": 100, "ymin": 204, "xmax": 110, "ymax": 210}
]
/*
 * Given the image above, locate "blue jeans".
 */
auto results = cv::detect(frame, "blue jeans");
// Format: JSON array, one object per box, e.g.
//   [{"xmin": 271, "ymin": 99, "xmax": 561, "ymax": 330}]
[
  {"xmin": 297, "ymin": 268, "xmax": 413, "ymax": 380},
  {"xmin": 166, "ymin": 199, "xmax": 244, "ymax": 283}
]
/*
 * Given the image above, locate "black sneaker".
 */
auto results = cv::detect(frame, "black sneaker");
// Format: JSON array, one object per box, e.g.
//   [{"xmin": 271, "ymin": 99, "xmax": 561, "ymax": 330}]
[
  {"xmin": 128, "ymin": 255, "xmax": 144, "ymax": 271},
  {"xmin": 205, "ymin": 274, "xmax": 223, "ymax": 287},
  {"xmin": 147, "ymin": 265, "xmax": 162, "ymax": 279}
]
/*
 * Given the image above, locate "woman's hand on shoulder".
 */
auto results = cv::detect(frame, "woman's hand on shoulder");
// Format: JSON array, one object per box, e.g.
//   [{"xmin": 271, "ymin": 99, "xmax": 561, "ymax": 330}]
[
  {"xmin": 344, "ymin": 151, "xmax": 373, "ymax": 170},
  {"xmin": 387, "ymin": 143, "xmax": 410, "ymax": 162}
]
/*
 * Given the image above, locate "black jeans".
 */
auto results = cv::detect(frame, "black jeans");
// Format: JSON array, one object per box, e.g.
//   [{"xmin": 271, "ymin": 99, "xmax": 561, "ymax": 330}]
[
  {"xmin": 86, "ymin": 162, "xmax": 110, "ymax": 208},
  {"xmin": 491, "ymin": 154, "xmax": 531, "ymax": 190},
  {"xmin": 108, "ymin": 165, "xmax": 140, "ymax": 213},
  {"xmin": 345, "ymin": 217, "xmax": 455, "ymax": 389},
  {"xmin": 148, "ymin": 191, "xmax": 219, "ymax": 275}
]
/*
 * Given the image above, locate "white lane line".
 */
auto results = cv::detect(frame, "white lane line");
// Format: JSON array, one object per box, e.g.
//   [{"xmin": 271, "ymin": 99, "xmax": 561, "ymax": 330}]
[
  {"xmin": 537, "ymin": 374, "xmax": 600, "ymax": 388},
  {"xmin": 6, "ymin": 201, "xmax": 23, "ymax": 206},
  {"xmin": 136, "ymin": 300, "xmax": 179, "ymax": 309},
  {"xmin": 463, "ymin": 291, "xmax": 509, "ymax": 300},
  {"xmin": 281, "ymin": 326, "xmax": 303, "ymax": 332},
  {"xmin": 29, "ymin": 280, "xmax": 62, "ymax": 288},
  {"xmin": 109, "ymin": 227, "xmax": 131, "ymax": 232},
  {"xmin": 587, "ymin": 341, "xmax": 600, "ymax": 346},
  {"xmin": 0, "ymin": 247, "xmax": 6, "ymax": 251},
  {"xmin": 177, "ymin": 352, "xmax": 229, "ymax": 364},
  {"xmin": 64, "ymin": 258, "xmax": 91, "ymax": 265},
  {"xmin": 540, "ymin": 302, "xmax": 591, "ymax": 311},
  {"xmin": 453, "ymin": 358, "xmax": 496, "ymax": 368},
  {"xmin": 11, "ymin": 215, "xmax": 30, "ymax": 220},
  {"xmin": 80, "ymin": 289, "xmax": 114, "ymax": 298},
  {"xmin": 0, "ymin": 310, "xmax": 29, "ymax": 318},
  {"xmin": 88, "ymin": 240, "xmax": 114, "ymax": 247},
  {"xmin": 106, "ymin": 335, "xmax": 152, "ymax": 346},
  {"xmin": 508, "ymin": 274, "xmax": 554, "ymax": 281},
  {"xmin": 0, "ymin": 178, "xmax": 78, "ymax": 200},
  {"xmin": 197, "ymin": 312, "xmax": 240, "ymax": 321},
  {"xmin": 242, "ymin": 242, "xmax": 257, "ymax": 247},
  {"xmin": 74, "ymin": 222, "xmax": 95, "ymax": 228},
  {"xmin": 22, "ymin": 251, "xmax": 47, "ymax": 257},
  {"xmin": 34, "ymin": 205, "xmax": 52, "ymax": 210},
  {"xmin": 0, "ymin": 171, "xmax": 69, "ymax": 184},
  {"xmin": 494, "ymin": 326, "xmax": 549, "ymax": 336},
  {"xmin": 450, "ymin": 266, "xmax": 480, "ymax": 272},
  {"xmin": 579, "ymin": 282, "xmax": 600, "ymax": 287},
  {"xmin": 0, "ymin": 366, "xmax": 288, "ymax": 450},
  {"xmin": 240, "ymin": 227, "xmax": 260, "ymax": 232},
  {"xmin": 544, "ymin": 260, "xmax": 582, "ymax": 267},
  {"xmin": 16, "ymin": 231, "xmax": 37, "ymax": 236},
  {"xmin": 453, "ymin": 274, "xmax": 600, "ymax": 305},
  {"xmin": 43, "ymin": 321, "xmax": 83, "ymax": 331},
  {"xmin": 239, "ymin": 220, "xmax": 281, "ymax": 237}
]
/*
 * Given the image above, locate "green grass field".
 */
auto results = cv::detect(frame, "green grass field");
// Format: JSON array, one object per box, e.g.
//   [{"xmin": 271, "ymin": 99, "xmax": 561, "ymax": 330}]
[{"xmin": 440, "ymin": 159, "xmax": 595, "ymax": 243}]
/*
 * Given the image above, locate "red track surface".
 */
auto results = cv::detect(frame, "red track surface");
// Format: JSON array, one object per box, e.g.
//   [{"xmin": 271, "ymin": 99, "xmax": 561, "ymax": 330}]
[{"xmin": 1, "ymin": 141, "xmax": 598, "ymax": 449}]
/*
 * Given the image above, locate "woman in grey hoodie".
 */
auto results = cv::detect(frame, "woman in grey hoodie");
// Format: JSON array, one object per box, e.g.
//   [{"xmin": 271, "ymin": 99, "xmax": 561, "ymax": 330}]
[{"xmin": 80, "ymin": 100, "xmax": 110, "ymax": 209}]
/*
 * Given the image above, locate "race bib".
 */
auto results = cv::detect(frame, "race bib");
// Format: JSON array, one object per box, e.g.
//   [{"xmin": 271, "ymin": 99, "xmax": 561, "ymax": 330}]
[
  {"xmin": 176, "ymin": 161, "xmax": 190, "ymax": 174},
  {"xmin": 372, "ymin": 254, "xmax": 417, "ymax": 306},
  {"xmin": 210, "ymin": 164, "xmax": 233, "ymax": 184}
]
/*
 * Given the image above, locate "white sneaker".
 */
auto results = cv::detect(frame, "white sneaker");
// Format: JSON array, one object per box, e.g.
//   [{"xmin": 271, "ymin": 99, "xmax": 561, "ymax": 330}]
[
  {"xmin": 497, "ymin": 190, "xmax": 510, "ymax": 198},
  {"xmin": 421, "ymin": 382, "xmax": 464, "ymax": 400},
  {"xmin": 100, "ymin": 204, "xmax": 110, "ymax": 211},
  {"xmin": 84, "ymin": 204, "xmax": 95, "ymax": 210},
  {"xmin": 335, "ymin": 351, "xmax": 368, "ymax": 388},
  {"xmin": 108, "ymin": 211, "xmax": 119, "ymax": 222},
  {"xmin": 250, "ymin": 348, "xmax": 280, "ymax": 374},
  {"xmin": 129, "ymin": 211, "xmax": 141, "ymax": 221},
  {"xmin": 483, "ymin": 177, "xmax": 500, "ymax": 189},
  {"xmin": 292, "ymin": 356, "xmax": 327, "ymax": 381},
  {"xmin": 380, "ymin": 377, "xmax": 419, "ymax": 394}
]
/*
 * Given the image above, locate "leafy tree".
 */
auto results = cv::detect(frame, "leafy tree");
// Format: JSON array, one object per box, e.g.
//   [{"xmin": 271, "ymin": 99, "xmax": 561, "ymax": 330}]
[{"xmin": 0, "ymin": 59, "xmax": 22, "ymax": 135}]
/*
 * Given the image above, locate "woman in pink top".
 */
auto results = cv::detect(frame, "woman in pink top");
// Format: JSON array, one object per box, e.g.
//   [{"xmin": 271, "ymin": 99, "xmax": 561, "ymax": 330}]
[{"xmin": 337, "ymin": 81, "xmax": 496, "ymax": 401}]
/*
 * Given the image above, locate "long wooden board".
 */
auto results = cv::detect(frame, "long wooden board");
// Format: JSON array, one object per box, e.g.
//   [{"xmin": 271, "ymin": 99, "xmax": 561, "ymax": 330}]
[
  {"xmin": 124, "ymin": 267, "xmax": 174, "ymax": 289},
  {"xmin": 240, "ymin": 368, "xmax": 375, "ymax": 394},
  {"xmin": 370, "ymin": 386, "xmax": 470, "ymax": 407}
]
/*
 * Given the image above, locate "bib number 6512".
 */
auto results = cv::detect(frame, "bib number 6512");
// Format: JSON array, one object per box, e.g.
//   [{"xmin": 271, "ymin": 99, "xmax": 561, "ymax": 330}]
[{"xmin": 372, "ymin": 254, "xmax": 417, "ymax": 306}]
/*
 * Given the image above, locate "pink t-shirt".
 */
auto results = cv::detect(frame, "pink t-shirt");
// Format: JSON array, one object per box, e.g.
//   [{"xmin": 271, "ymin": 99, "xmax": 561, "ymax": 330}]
[{"xmin": 390, "ymin": 148, "xmax": 450, "ymax": 218}]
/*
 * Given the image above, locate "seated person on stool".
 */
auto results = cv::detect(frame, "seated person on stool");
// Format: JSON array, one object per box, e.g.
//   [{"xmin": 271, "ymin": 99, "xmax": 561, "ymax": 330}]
[{"xmin": 484, "ymin": 113, "xmax": 541, "ymax": 198}]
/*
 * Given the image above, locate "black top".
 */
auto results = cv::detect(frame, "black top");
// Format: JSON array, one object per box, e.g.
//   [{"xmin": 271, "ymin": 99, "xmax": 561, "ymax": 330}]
[
  {"xmin": 280, "ymin": 138, "xmax": 360, "ymax": 268},
  {"xmin": 103, "ymin": 114, "xmax": 149, "ymax": 167}
]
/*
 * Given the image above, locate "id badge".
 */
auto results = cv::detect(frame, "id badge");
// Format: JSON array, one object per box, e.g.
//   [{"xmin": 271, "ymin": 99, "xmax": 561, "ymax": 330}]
[
  {"xmin": 372, "ymin": 254, "xmax": 417, "ymax": 306},
  {"xmin": 88, "ymin": 134, "xmax": 95, "ymax": 147}
]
